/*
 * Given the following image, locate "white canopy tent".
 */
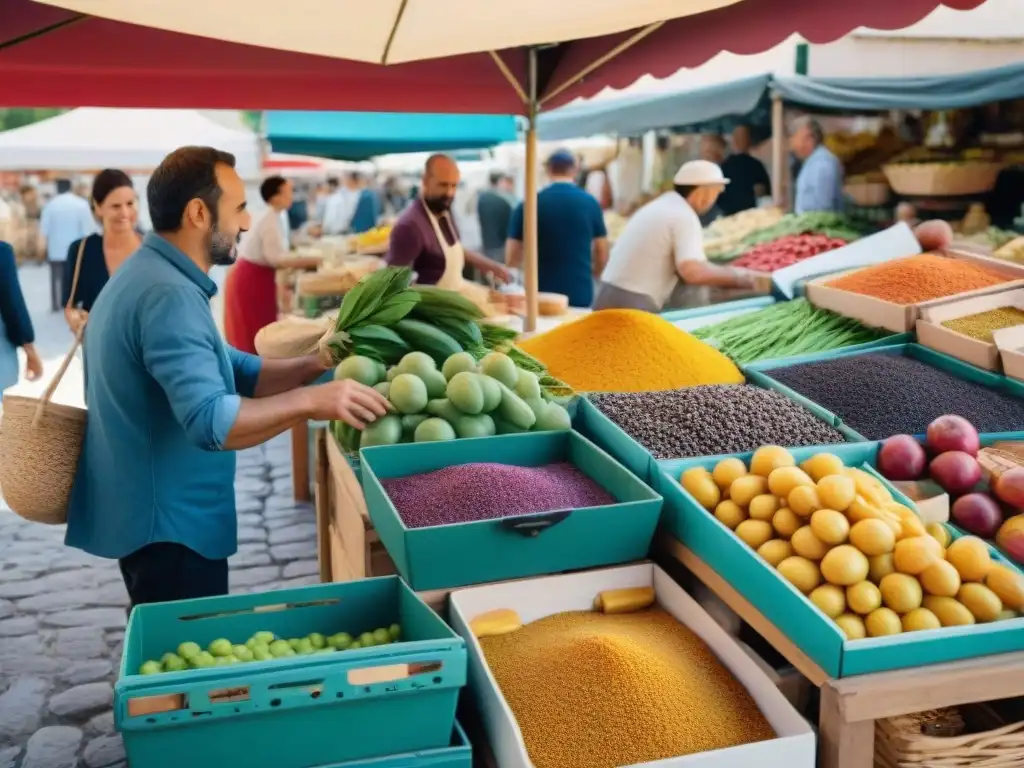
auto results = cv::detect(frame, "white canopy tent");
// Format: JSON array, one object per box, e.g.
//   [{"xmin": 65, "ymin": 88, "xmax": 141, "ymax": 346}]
[{"xmin": 0, "ymin": 108, "xmax": 262, "ymax": 178}]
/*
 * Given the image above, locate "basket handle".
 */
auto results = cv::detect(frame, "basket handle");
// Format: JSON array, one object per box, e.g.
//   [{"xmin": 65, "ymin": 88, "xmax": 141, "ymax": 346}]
[
  {"xmin": 31, "ymin": 326, "xmax": 84, "ymax": 429},
  {"xmin": 30, "ymin": 236, "xmax": 89, "ymax": 428}
]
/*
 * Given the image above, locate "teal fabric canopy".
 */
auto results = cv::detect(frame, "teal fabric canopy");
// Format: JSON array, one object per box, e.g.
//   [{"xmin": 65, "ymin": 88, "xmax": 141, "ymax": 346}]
[
  {"xmin": 266, "ymin": 111, "xmax": 519, "ymax": 160},
  {"xmin": 773, "ymin": 61, "xmax": 1024, "ymax": 112},
  {"xmin": 537, "ymin": 74, "xmax": 773, "ymax": 140}
]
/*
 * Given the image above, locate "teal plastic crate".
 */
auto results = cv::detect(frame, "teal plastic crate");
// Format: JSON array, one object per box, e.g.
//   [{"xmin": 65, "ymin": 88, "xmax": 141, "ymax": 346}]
[
  {"xmin": 116, "ymin": 578, "xmax": 466, "ymax": 768},
  {"xmin": 653, "ymin": 442, "xmax": 1024, "ymax": 678},
  {"xmin": 574, "ymin": 382, "xmax": 862, "ymax": 486},
  {"xmin": 359, "ymin": 431, "xmax": 663, "ymax": 591},
  {"xmin": 311, "ymin": 722, "xmax": 471, "ymax": 768},
  {"xmin": 747, "ymin": 343, "xmax": 1024, "ymax": 442},
  {"xmin": 659, "ymin": 295, "xmax": 776, "ymax": 324}
]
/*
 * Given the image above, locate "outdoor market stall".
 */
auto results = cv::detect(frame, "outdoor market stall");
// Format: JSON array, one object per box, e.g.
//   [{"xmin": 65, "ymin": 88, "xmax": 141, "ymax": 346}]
[
  {"xmin": 295, "ymin": 226, "xmax": 1024, "ymax": 768},
  {"xmin": 10, "ymin": 3, "xmax": 1024, "ymax": 768}
]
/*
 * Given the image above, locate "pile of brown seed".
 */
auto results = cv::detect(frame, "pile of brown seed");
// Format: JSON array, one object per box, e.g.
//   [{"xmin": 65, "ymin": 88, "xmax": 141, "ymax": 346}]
[
  {"xmin": 590, "ymin": 384, "xmax": 846, "ymax": 459},
  {"xmin": 479, "ymin": 609, "xmax": 775, "ymax": 768}
]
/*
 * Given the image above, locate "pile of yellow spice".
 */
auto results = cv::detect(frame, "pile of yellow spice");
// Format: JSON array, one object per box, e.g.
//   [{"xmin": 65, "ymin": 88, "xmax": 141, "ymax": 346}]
[
  {"xmin": 480, "ymin": 609, "xmax": 775, "ymax": 768},
  {"xmin": 518, "ymin": 309, "xmax": 744, "ymax": 393},
  {"xmin": 942, "ymin": 306, "xmax": 1024, "ymax": 342}
]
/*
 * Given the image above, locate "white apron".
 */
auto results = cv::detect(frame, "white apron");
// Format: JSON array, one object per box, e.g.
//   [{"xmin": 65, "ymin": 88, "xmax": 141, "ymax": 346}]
[{"xmin": 422, "ymin": 201, "xmax": 465, "ymax": 290}]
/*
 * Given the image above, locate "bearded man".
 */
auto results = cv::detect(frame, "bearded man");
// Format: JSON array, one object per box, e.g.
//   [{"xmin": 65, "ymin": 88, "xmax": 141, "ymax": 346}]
[{"xmin": 64, "ymin": 146, "xmax": 389, "ymax": 610}]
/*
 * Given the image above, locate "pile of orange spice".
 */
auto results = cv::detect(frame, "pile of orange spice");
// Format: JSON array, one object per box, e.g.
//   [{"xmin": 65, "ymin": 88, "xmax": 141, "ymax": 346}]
[{"xmin": 825, "ymin": 253, "xmax": 1011, "ymax": 305}]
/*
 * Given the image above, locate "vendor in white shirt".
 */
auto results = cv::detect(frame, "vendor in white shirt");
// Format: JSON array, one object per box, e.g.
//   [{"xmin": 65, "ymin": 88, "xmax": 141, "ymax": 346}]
[{"xmin": 594, "ymin": 161, "xmax": 772, "ymax": 312}]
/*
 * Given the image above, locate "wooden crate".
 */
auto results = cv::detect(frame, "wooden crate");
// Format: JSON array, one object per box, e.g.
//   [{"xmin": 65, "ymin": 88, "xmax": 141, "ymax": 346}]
[{"xmin": 316, "ymin": 431, "xmax": 396, "ymax": 583}]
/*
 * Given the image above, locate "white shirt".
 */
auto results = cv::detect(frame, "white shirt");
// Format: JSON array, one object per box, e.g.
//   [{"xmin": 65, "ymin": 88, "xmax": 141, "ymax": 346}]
[
  {"xmin": 239, "ymin": 208, "xmax": 289, "ymax": 267},
  {"xmin": 600, "ymin": 191, "xmax": 706, "ymax": 309},
  {"xmin": 321, "ymin": 188, "xmax": 358, "ymax": 235}
]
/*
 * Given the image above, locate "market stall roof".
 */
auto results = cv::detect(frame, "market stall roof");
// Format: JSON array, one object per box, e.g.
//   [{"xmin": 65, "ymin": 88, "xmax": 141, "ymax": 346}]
[
  {"xmin": 537, "ymin": 74, "xmax": 772, "ymax": 141},
  {"xmin": 0, "ymin": 108, "xmax": 262, "ymax": 176},
  {"xmin": 773, "ymin": 59, "xmax": 1024, "ymax": 112},
  {"xmin": 3, "ymin": 0, "xmax": 985, "ymax": 112},
  {"xmin": 265, "ymin": 111, "xmax": 519, "ymax": 161}
]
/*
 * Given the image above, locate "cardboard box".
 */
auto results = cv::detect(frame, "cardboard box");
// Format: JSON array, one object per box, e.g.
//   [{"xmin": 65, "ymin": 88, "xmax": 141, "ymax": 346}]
[
  {"xmin": 805, "ymin": 250, "xmax": 1024, "ymax": 334},
  {"xmin": 916, "ymin": 288, "xmax": 1024, "ymax": 372},
  {"xmin": 995, "ymin": 325, "xmax": 1024, "ymax": 382},
  {"xmin": 449, "ymin": 563, "xmax": 815, "ymax": 768}
]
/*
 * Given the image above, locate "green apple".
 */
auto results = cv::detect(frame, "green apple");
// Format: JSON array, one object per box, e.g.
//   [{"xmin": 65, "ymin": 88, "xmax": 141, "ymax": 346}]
[
  {"xmin": 372, "ymin": 628, "xmax": 391, "ymax": 645},
  {"xmin": 245, "ymin": 638, "xmax": 258, "ymax": 650},
  {"xmin": 252, "ymin": 646, "xmax": 272, "ymax": 661},
  {"xmin": 295, "ymin": 639, "xmax": 314, "ymax": 655},
  {"xmin": 314, "ymin": 647, "xmax": 336, "ymax": 655},
  {"xmin": 328, "ymin": 633, "xmax": 352, "ymax": 650},
  {"xmin": 177, "ymin": 641, "xmax": 202, "ymax": 659},
  {"xmin": 214, "ymin": 657, "xmax": 231, "ymax": 666},
  {"xmin": 233, "ymin": 645, "xmax": 254, "ymax": 662},
  {"xmin": 308, "ymin": 632, "xmax": 326, "ymax": 650},
  {"xmin": 389, "ymin": 624, "xmax": 401, "ymax": 641},
  {"xmin": 253, "ymin": 631, "xmax": 275, "ymax": 645},
  {"xmin": 359, "ymin": 632, "xmax": 376, "ymax": 648},
  {"xmin": 269, "ymin": 640, "xmax": 292, "ymax": 658},
  {"xmin": 138, "ymin": 660, "xmax": 163, "ymax": 675},
  {"xmin": 192, "ymin": 652, "xmax": 216, "ymax": 669},
  {"xmin": 209, "ymin": 638, "xmax": 233, "ymax": 657},
  {"xmin": 287, "ymin": 638, "xmax": 302, "ymax": 651},
  {"xmin": 162, "ymin": 654, "xmax": 188, "ymax": 673},
  {"xmin": 348, "ymin": 641, "xmax": 362, "ymax": 650}
]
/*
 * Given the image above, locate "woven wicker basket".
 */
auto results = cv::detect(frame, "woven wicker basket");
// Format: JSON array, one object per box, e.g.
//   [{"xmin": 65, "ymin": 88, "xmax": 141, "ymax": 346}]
[
  {"xmin": 0, "ymin": 336, "xmax": 86, "ymax": 525},
  {"xmin": 844, "ymin": 181, "xmax": 891, "ymax": 207},
  {"xmin": 876, "ymin": 707, "xmax": 1024, "ymax": 768},
  {"xmin": 882, "ymin": 162, "xmax": 1005, "ymax": 197}
]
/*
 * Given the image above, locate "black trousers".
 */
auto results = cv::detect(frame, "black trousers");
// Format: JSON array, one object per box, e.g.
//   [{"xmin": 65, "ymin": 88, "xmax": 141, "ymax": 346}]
[
  {"xmin": 119, "ymin": 542, "xmax": 228, "ymax": 612},
  {"xmin": 49, "ymin": 261, "xmax": 65, "ymax": 312}
]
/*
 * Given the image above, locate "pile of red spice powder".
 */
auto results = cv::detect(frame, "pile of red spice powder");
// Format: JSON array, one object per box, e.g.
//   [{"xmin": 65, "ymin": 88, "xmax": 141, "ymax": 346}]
[
  {"xmin": 825, "ymin": 253, "xmax": 1010, "ymax": 304},
  {"xmin": 381, "ymin": 462, "xmax": 615, "ymax": 529}
]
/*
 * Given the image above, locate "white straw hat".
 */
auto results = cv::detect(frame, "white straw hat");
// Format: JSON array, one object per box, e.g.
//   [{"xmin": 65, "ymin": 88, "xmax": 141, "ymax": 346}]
[{"xmin": 673, "ymin": 160, "xmax": 730, "ymax": 186}]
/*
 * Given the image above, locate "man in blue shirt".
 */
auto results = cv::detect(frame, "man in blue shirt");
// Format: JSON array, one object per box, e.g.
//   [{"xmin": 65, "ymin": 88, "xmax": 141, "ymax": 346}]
[
  {"xmin": 40, "ymin": 178, "xmax": 95, "ymax": 312},
  {"xmin": 506, "ymin": 150, "xmax": 609, "ymax": 308},
  {"xmin": 790, "ymin": 116, "xmax": 845, "ymax": 215},
  {"xmin": 65, "ymin": 146, "xmax": 390, "ymax": 609}
]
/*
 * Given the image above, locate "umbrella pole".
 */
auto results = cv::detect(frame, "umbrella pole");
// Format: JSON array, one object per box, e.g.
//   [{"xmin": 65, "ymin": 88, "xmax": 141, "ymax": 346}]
[
  {"xmin": 771, "ymin": 93, "xmax": 785, "ymax": 208},
  {"xmin": 524, "ymin": 48, "xmax": 539, "ymax": 334}
]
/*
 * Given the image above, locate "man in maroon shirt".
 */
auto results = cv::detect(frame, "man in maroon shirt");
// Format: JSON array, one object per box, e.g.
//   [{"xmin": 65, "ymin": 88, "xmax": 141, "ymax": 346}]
[{"xmin": 385, "ymin": 154, "xmax": 509, "ymax": 285}]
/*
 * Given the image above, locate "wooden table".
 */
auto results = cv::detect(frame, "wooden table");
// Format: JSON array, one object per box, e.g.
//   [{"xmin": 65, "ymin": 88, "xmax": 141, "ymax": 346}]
[{"xmin": 662, "ymin": 536, "xmax": 1024, "ymax": 768}]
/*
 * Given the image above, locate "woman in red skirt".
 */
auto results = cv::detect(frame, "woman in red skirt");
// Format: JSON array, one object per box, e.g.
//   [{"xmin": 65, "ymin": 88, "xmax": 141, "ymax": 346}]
[{"xmin": 224, "ymin": 176, "xmax": 294, "ymax": 354}]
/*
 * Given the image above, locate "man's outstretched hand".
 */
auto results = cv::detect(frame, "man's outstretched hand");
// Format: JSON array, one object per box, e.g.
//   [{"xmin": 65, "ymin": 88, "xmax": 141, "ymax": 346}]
[{"xmin": 308, "ymin": 378, "xmax": 392, "ymax": 429}]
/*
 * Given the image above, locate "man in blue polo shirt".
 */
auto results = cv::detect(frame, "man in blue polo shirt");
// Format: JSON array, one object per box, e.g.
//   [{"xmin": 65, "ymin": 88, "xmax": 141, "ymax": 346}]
[
  {"xmin": 65, "ymin": 146, "xmax": 390, "ymax": 609},
  {"xmin": 506, "ymin": 150, "xmax": 609, "ymax": 308}
]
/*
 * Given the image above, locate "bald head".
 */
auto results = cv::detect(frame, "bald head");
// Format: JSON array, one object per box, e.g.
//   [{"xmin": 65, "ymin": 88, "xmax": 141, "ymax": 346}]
[{"xmin": 422, "ymin": 154, "xmax": 459, "ymax": 214}]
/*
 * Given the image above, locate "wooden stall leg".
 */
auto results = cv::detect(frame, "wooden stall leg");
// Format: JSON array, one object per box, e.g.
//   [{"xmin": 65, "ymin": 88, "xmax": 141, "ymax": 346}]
[
  {"xmin": 819, "ymin": 683, "xmax": 874, "ymax": 768},
  {"xmin": 292, "ymin": 421, "xmax": 311, "ymax": 502}
]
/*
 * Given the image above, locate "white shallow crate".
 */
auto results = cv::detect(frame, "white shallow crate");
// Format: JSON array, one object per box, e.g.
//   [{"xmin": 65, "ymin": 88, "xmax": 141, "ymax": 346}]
[{"xmin": 449, "ymin": 563, "xmax": 815, "ymax": 768}]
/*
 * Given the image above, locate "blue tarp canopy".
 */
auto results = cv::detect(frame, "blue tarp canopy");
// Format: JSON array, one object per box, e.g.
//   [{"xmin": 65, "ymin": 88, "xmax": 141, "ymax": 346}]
[
  {"xmin": 773, "ymin": 60, "xmax": 1024, "ymax": 112},
  {"xmin": 537, "ymin": 74, "xmax": 773, "ymax": 141},
  {"xmin": 266, "ymin": 111, "xmax": 519, "ymax": 160}
]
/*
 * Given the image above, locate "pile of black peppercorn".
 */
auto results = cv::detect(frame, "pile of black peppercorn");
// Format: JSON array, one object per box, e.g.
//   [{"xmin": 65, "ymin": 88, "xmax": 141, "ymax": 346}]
[
  {"xmin": 589, "ymin": 384, "xmax": 846, "ymax": 459},
  {"xmin": 766, "ymin": 352, "xmax": 1024, "ymax": 439}
]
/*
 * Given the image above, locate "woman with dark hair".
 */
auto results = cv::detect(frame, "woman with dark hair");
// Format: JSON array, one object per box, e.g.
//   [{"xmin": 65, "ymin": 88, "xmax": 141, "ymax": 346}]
[
  {"xmin": 62, "ymin": 169, "xmax": 141, "ymax": 333},
  {"xmin": 223, "ymin": 175, "xmax": 294, "ymax": 354}
]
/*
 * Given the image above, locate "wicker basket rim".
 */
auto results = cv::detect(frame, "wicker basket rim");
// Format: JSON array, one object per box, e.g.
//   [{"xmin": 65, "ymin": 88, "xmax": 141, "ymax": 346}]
[
  {"xmin": 883, "ymin": 160, "xmax": 1006, "ymax": 172},
  {"xmin": 1, "ymin": 394, "xmax": 86, "ymax": 421}
]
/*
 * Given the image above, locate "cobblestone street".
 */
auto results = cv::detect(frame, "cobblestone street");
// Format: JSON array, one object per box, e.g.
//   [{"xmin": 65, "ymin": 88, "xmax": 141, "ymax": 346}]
[{"xmin": 0, "ymin": 265, "xmax": 319, "ymax": 767}]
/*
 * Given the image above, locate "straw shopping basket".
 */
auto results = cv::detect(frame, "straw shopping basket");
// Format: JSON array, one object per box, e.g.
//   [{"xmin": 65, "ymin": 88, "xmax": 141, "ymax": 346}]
[
  {"xmin": 875, "ymin": 707, "xmax": 1024, "ymax": 768},
  {"xmin": 0, "ymin": 331, "xmax": 86, "ymax": 525}
]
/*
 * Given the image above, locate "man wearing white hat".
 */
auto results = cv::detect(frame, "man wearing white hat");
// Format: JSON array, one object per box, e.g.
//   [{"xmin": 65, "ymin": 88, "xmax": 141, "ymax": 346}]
[{"xmin": 594, "ymin": 160, "xmax": 771, "ymax": 312}]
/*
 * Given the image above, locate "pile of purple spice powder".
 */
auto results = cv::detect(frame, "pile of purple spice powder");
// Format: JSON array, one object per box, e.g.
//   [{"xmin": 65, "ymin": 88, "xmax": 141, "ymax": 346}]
[{"xmin": 381, "ymin": 462, "xmax": 615, "ymax": 529}]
